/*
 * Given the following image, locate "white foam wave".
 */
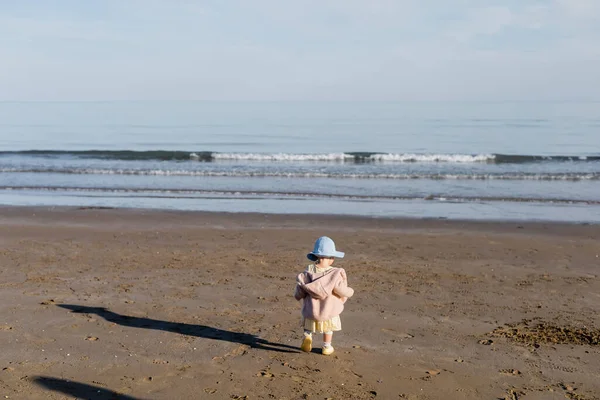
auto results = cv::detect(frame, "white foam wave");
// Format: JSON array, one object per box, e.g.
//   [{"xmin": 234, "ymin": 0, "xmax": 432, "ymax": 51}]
[
  {"xmin": 1, "ymin": 167, "xmax": 598, "ymax": 181},
  {"xmin": 211, "ymin": 152, "xmax": 494, "ymax": 163},
  {"xmin": 366, "ymin": 153, "xmax": 494, "ymax": 163},
  {"xmin": 212, "ymin": 153, "xmax": 353, "ymax": 162}
]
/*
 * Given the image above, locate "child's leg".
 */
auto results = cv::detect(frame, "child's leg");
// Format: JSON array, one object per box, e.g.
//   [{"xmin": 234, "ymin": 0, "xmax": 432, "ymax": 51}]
[
  {"xmin": 301, "ymin": 330, "xmax": 313, "ymax": 352},
  {"xmin": 322, "ymin": 331, "xmax": 334, "ymax": 355},
  {"xmin": 323, "ymin": 331, "xmax": 333, "ymax": 346}
]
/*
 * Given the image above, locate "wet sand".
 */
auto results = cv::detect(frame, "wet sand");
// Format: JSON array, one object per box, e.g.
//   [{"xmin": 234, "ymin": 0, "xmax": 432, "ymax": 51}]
[{"xmin": 1, "ymin": 207, "xmax": 599, "ymax": 399}]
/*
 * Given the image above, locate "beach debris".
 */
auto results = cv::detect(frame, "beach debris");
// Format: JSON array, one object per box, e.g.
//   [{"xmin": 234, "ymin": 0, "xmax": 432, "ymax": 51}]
[
  {"xmin": 117, "ymin": 284, "xmax": 133, "ymax": 293},
  {"xmin": 554, "ymin": 386, "xmax": 594, "ymax": 400},
  {"xmin": 204, "ymin": 388, "xmax": 217, "ymax": 394},
  {"xmin": 560, "ymin": 383, "xmax": 576, "ymax": 392},
  {"xmin": 351, "ymin": 370, "xmax": 363, "ymax": 378},
  {"xmin": 564, "ymin": 393, "xmax": 591, "ymax": 400},
  {"xmin": 256, "ymin": 370, "xmax": 273, "ymax": 378},
  {"xmin": 499, "ymin": 369, "xmax": 521, "ymax": 375},
  {"xmin": 353, "ymin": 345, "xmax": 361, "ymax": 349},
  {"xmin": 85, "ymin": 336, "xmax": 99, "ymax": 341},
  {"xmin": 454, "ymin": 358, "xmax": 464, "ymax": 363},
  {"xmin": 478, "ymin": 339, "xmax": 493, "ymax": 345},
  {"xmin": 490, "ymin": 320, "xmax": 600, "ymax": 346},
  {"xmin": 426, "ymin": 369, "xmax": 441, "ymax": 376},
  {"xmin": 39, "ymin": 299, "xmax": 55, "ymax": 305},
  {"xmin": 381, "ymin": 328, "xmax": 413, "ymax": 339},
  {"xmin": 230, "ymin": 396, "xmax": 248, "ymax": 400},
  {"xmin": 503, "ymin": 388, "xmax": 523, "ymax": 400}
]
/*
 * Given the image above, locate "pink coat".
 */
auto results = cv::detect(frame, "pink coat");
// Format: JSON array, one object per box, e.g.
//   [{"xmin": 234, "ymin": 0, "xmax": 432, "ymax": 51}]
[{"xmin": 294, "ymin": 267, "xmax": 354, "ymax": 321}]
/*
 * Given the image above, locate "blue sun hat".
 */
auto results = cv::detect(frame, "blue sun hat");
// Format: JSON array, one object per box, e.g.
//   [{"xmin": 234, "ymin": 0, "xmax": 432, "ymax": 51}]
[{"xmin": 307, "ymin": 236, "xmax": 345, "ymax": 261}]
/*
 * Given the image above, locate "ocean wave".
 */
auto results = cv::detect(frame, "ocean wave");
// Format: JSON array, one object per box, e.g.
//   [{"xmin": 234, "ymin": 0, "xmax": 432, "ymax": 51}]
[
  {"xmin": 211, "ymin": 152, "xmax": 354, "ymax": 162},
  {"xmin": 0, "ymin": 150, "xmax": 213, "ymax": 161},
  {"xmin": 1, "ymin": 167, "xmax": 599, "ymax": 181},
  {"xmin": 1, "ymin": 185, "xmax": 599, "ymax": 205},
  {"xmin": 212, "ymin": 152, "xmax": 497, "ymax": 163},
  {"xmin": 358, "ymin": 153, "xmax": 494, "ymax": 163},
  {"xmin": 1, "ymin": 150, "xmax": 599, "ymax": 163}
]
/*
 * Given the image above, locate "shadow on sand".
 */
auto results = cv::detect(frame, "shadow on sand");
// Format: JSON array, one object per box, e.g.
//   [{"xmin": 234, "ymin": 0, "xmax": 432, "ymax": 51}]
[
  {"xmin": 58, "ymin": 304, "xmax": 299, "ymax": 353},
  {"xmin": 33, "ymin": 376, "xmax": 144, "ymax": 400}
]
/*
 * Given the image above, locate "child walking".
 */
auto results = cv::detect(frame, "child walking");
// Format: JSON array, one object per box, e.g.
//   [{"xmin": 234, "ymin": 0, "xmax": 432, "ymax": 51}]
[{"xmin": 294, "ymin": 236, "xmax": 354, "ymax": 355}]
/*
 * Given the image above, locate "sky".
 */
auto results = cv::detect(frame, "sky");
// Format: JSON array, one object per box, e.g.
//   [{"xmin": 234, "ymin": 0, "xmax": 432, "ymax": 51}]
[{"xmin": 0, "ymin": 0, "xmax": 599, "ymax": 101}]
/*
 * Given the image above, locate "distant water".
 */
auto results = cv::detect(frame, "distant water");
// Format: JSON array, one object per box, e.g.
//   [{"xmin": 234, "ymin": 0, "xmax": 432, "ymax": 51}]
[{"xmin": 1, "ymin": 101, "xmax": 599, "ymax": 222}]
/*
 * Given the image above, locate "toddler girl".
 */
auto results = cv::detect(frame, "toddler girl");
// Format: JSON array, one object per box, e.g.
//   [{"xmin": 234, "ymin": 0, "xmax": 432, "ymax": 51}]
[{"xmin": 294, "ymin": 236, "xmax": 354, "ymax": 355}]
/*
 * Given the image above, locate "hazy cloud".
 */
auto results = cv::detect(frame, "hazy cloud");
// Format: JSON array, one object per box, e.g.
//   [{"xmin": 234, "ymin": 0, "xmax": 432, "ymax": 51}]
[{"xmin": 0, "ymin": 0, "xmax": 598, "ymax": 101}]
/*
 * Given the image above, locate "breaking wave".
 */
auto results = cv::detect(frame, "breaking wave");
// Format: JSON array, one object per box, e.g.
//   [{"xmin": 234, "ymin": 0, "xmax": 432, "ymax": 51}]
[
  {"xmin": 1, "ymin": 167, "xmax": 598, "ymax": 181},
  {"xmin": 1, "ymin": 150, "xmax": 599, "ymax": 163}
]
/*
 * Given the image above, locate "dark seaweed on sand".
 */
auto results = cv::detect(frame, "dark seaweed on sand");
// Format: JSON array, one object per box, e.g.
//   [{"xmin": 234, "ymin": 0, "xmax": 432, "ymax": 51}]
[{"xmin": 490, "ymin": 320, "xmax": 600, "ymax": 346}]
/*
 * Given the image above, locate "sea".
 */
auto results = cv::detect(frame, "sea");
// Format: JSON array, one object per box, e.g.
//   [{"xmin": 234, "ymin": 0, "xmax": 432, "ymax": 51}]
[{"xmin": 1, "ymin": 101, "xmax": 599, "ymax": 222}]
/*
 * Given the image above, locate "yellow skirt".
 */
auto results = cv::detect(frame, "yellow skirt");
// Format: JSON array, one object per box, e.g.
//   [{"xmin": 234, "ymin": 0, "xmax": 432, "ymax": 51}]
[{"xmin": 302, "ymin": 316, "xmax": 342, "ymax": 333}]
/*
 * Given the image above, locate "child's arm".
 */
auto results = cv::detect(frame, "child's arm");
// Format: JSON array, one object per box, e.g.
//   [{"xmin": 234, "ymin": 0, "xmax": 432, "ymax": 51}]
[
  {"xmin": 332, "ymin": 269, "xmax": 354, "ymax": 298},
  {"xmin": 294, "ymin": 272, "xmax": 308, "ymax": 300},
  {"xmin": 294, "ymin": 284, "xmax": 307, "ymax": 300}
]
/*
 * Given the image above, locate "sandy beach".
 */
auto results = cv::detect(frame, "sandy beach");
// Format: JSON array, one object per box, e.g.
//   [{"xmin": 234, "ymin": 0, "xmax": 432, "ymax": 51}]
[{"xmin": 1, "ymin": 207, "xmax": 599, "ymax": 400}]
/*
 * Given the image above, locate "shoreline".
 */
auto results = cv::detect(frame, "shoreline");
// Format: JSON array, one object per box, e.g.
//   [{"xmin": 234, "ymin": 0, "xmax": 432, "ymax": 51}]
[
  {"xmin": 2, "ymin": 205, "xmax": 600, "ymax": 233},
  {"xmin": 2, "ymin": 187, "xmax": 600, "ymax": 223}
]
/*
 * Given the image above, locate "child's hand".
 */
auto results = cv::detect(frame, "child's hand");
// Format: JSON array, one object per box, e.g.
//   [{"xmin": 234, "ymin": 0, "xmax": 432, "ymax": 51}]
[{"xmin": 294, "ymin": 283, "xmax": 307, "ymax": 300}]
